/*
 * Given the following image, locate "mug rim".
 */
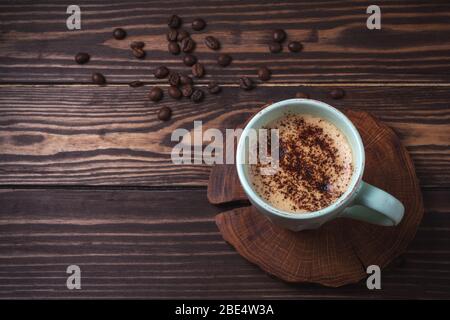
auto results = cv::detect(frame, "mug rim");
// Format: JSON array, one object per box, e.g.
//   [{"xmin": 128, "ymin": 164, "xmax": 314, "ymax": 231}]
[{"xmin": 236, "ymin": 98, "xmax": 365, "ymax": 220}]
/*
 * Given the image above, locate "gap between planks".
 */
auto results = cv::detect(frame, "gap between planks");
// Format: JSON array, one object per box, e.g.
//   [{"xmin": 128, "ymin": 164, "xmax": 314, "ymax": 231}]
[{"xmin": 1, "ymin": 83, "xmax": 450, "ymax": 87}]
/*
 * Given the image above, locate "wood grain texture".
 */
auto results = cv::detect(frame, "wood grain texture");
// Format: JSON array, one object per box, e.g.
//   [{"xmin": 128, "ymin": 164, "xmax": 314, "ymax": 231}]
[
  {"xmin": 0, "ymin": 0, "xmax": 449, "ymax": 84},
  {"xmin": 0, "ymin": 188, "xmax": 447, "ymax": 299},
  {"xmin": 0, "ymin": 85, "xmax": 448, "ymax": 187}
]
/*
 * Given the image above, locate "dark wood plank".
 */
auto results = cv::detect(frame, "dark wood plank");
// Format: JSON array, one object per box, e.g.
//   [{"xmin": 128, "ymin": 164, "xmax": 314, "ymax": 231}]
[
  {"xmin": 0, "ymin": 188, "xmax": 447, "ymax": 299},
  {"xmin": 0, "ymin": 0, "xmax": 449, "ymax": 84},
  {"xmin": 0, "ymin": 85, "xmax": 448, "ymax": 187}
]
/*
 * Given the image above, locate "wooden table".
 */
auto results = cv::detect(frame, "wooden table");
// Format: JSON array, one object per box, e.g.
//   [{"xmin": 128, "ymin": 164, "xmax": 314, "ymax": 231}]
[{"xmin": 0, "ymin": 0, "xmax": 449, "ymax": 299}]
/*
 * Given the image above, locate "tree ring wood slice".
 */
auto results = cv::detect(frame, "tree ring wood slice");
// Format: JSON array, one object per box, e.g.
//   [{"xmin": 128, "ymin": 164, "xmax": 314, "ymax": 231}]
[{"xmin": 212, "ymin": 110, "xmax": 424, "ymax": 287}]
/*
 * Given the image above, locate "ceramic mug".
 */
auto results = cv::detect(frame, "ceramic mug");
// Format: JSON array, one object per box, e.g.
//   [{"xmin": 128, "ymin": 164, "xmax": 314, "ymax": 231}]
[{"xmin": 236, "ymin": 99, "xmax": 405, "ymax": 231}]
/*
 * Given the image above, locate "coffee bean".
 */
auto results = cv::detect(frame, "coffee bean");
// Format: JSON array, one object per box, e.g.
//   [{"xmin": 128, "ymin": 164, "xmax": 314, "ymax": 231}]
[
  {"xmin": 217, "ymin": 53, "xmax": 232, "ymax": 67},
  {"xmin": 208, "ymin": 81, "xmax": 221, "ymax": 94},
  {"xmin": 288, "ymin": 41, "xmax": 303, "ymax": 52},
  {"xmin": 113, "ymin": 28, "xmax": 127, "ymax": 40},
  {"xmin": 204, "ymin": 36, "xmax": 220, "ymax": 50},
  {"xmin": 92, "ymin": 73, "xmax": 106, "ymax": 85},
  {"xmin": 149, "ymin": 87, "xmax": 163, "ymax": 101},
  {"xmin": 191, "ymin": 89, "xmax": 204, "ymax": 103},
  {"xmin": 75, "ymin": 52, "xmax": 90, "ymax": 64},
  {"xmin": 168, "ymin": 86, "xmax": 182, "ymax": 99},
  {"xmin": 132, "ymin": 47, "xmax": 146, "ymax": 59},
  {"xmin": 181, "ymin": 37, "xmax": 196, "ymax": 53},
  {"xmin": 329, "ymin": 88, "xmax": 346, "ymax": 99},
  {"xmin": 168, "ymin": 41, "xmax": 181, "ymax": 55},
  {"xmin": 168, "ymin": 72, "xmax": 180, "ymax": 86},
  {"xmin": 130, "ymin": 41, "xmax": 145, "ymax": 50},
  {"xmin": 182, "ymin": 84, "xmax": 194, "ymax": 97},
  {"xmin": 129, "ymin": 80, "xmax": 144, "ymax": 88},
  {"xmin": 192, "ymin": 63, "xmax": 205, "ymax": 78},
  {"xmin": 166, "ymin": 28, "xmax": 178, "ymax": 42},
  {"xmin": 258, "ymin": 67, "xmax": 271, "ymax": 81},
  {"xmin": 273, "ymin": 29, "xmax": 286, "ymax": 42},
  {"xmin": 158, "ymin": 106, "xmax": 172, "ymax": 121},
  {"xmin": 239, "ymin": 77, "xmax": 254, "ymax": 91},
  {"xmin": 179, "ymin": 74, "xmax": 193, "ymax": 85},
  {"xmin": 192, "ymin": 18, "xmax": 206, "ymax": 31},
  {"xmin": 168, "ymin": 15, "xmax": 181, "ymax": 28},
  {"xmin": 154, "ymin": 66, "xmax": 169, "ymax": 79},
  {"xmin": 269, "ymin": 42, "xmax": 282, "ymax": 53},
  {"xmin": 183, "ymin": 54, "xmax": 197, "ymax": 66},
  {"xmin": 177, "ymin": 29, "xmax": 190, "ymax": 42},
  {"xmin": 295, "ymin": 92, "xmax": 310, "ymax": 99}
]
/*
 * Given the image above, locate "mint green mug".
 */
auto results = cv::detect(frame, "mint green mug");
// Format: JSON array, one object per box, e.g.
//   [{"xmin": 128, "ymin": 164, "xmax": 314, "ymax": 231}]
[{"xmin": 236, "ymin": 99, "xmax": 405, "ymax": 231}]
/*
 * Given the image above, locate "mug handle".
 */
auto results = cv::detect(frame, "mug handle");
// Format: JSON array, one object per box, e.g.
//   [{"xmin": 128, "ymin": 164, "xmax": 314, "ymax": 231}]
[{"xmin": 340, "ymin": 182, "xmax": 404, "ymax": 226}]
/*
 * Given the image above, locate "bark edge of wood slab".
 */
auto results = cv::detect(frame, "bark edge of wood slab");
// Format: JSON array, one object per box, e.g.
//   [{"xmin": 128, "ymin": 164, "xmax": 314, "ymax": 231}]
[{"xmin": 212, "ymin": 110, "xmax": 424, "ymax": 287}]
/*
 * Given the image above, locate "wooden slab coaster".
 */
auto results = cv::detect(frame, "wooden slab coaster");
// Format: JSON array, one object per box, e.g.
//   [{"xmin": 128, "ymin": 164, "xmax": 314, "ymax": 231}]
[{"xmin": 210, "ymin": 110, "xmax": 424, "ymax": 287}]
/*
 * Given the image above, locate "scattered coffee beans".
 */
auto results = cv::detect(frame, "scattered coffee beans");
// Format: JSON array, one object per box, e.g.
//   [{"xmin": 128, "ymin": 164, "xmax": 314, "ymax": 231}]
[
  {"xmin": 168, "ymin": 72, "xmax": 180, "ymax": 86},
  {"xmin": 168, "ymin": 41, "xmax": 181, "ymax": 55},
  {"xmin": 132, "ymin": 47, "xmax": 146, "ymax": 59},
  {"xmin": 183, "ymin": 54, "xmax": 197, "ymax": 66},
  {"xmin": 113, "ymin": 28, "xmax": 127, "ymax": 40},
  {"xmin": 92, "ymin": 72, "xmax": 106, "ymax": 85},
  {"xmin": 158, "ymin": 106, "xmax": 172, "ymax": 121},
  {"xmin": 329, "ymin": 88, "xmax": 345, "ymax": 99},
  {"xmin": 149, "ymin": 87, "xmax": 163, "ymax": 101},
  {"xmin": 208, "ymin": 81, "xmax": 221, "ymax": 94},
  {"xmin": 192, "ymin": 18, "xmax": 206, "ymax": 31},
  {"xmin": 154, "ymin": 66, "xmax": 169, "ymax": 79},
  {"xmin": 75, "ymin": 52, "xmax": 90, "ymax": 64},
  {"xmin": 239, "ymin": 77, "xmax": 254, "ymax": 90},
  {"xmin": 258, "ymin": 67, "xmax": 271, "ymax": 81},
  {"xmin": 177, "ymin": 29, "xmax": 190, "ymax": 42},
  {"xmin": 168, "ymin": 15, "xmax": 181, "ymax": 28},
  {"xmin": 205, "ymin": 36, "xmax": 220, "ymax": 50},
  {"xmin": 166, "ymin": 28, "xmax": 178, "ymax": 42},
  {"xmin": 192, "ymin": 63, "xmax": 205, "ymax": 78},
  {"xmin": 182, "ymin": 84, "xmax": 194, "ymax": 97},
  {"xmin": 288, "ymin": 41, "xmax": 303, "ymax": 52},
  {"xmin": 129, "ymin": 80, "xmax": 144, "ymax": 87},
  {"xmin": 181, "ymin": 37, "xmax": 196, "ymax": 53},
  {"xmin": 168, "ymin": 86, "xmax": 182, "ymax": 99},
  {"xmin": 191, "ymin": 89, "xmax": 204, "ymax": 103},
  {"xmin": 269, "ymin": 42, "xmax": 282, "ymax": 53},
  {"xmin": 217, "ymin": 53, "xmax": 232, "ymax": 67},
  {"xmin": 295, "ymin": 92, "xmax": 310, "ymax": 99},
  {"xmin": 130, "ymin": 41, "xmax": 145, "ymax": 50},
  {"xmin": 273, "ymin": 29, "xmax": 286, "ymax": 42},
  {"xmin": 179, "ymin": 74, "xmax": 193, "ymax": 85}
]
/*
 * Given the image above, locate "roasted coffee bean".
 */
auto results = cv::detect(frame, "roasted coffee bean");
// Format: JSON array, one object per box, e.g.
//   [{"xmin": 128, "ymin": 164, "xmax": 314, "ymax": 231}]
[
  {"xmin": 192, "ymin": 18, "xmax": 206, "ymax": 31},
  {"xmin": 168, "ymin": 15, "xmax": 181, "ymax": 28},
  {"xmin": 168, "ymin": 72, "xmax": 180, "ymax": 86},
  {"xmin": 273, "ymin": 29, "xmax": 286, "ymax": 42},
  {"xmin": 166, "ymin": 28, "xmax": 178, "ymax": 42},
  {"xmin": 239, "ymin": 77, "xmax": 254, "ymax": 91},
  {"xmin": 130, "ymin": 41, "xmax": 145, "ymax": 50},
  {"xmin": 295, "ymin": 92, "xmax": 310, "ymax": 99},
  {"xmin": 132, "ymin": 48, "xmax": 146, "ymax": 59},
  {"xmin": 129, "ymin": 80, "xmax": 144, "ymax": 88},
  {"xmin": 113, "ymin": 28, "xmax": 127, "ymax": 40},
  {"xmin": 183, "ymin": 54, "xmax": 197, "ymax": 66},
  {"xmin": 192, "ymin": 63, "xmax": 205, "ymax": 78},
  {"xmin": 168, "ymin": 86, "xmax": 182, "ymax": 99},
  {"xmin": 92, "ymin": 73, "xmax": 106, "ymax": 85},
  {"xmin": 158, "ymin": 106, "xmax": 172, "ymax": 121},
  {"xmin": 182, "ymin": 84, "xmax": 194, "ymax": 97},
  {"xmin": 258, "ymin": 67, "xmax": 271, "ymax": 81},
  {"xmin": 191, "ymin": 89, "xmax": 204, "ymax": 103},
  {"xmin": 168, "ymin": 41, "xmax": 181, "ymax": 55},
  {"xmin": 179, "ymin": 74, "xmax": 193, "ymax": 85},
  {"xmin": 288, "ymin": 41, "xmax": 303, "ymax": 52},
  {"xmin": 269, "ymin": 42, "xmax": 282, "ymax": 53},
  {"xmin": 75, "ymin": 52, "xmax": 90, "ymax": 64},
  {"xmin": 154, "ymin": 66, "xmax": 170, "ymax": 79},
  {"xmin": 181, "ymin": 37, "xmax": 195, "ymax": 53},
  {"xmin": 149, "ymin": 87, "xmax": 163, "ymax": 101},
  {"xmin": 329, "ymin": 88, "xmax": 345, "ymax": 99},
  {"xmin": 177, "ymin": 29, "xmax": 190, "ymax": 42},
  {"xmin": 217, "ymin": 53, "xmax": 232, "ymax": 67},
  {"xmin": 204, "ymin": 36, "xmax": 220, "ymax": 50},
  {"xmin": 208, "ymin": 81, "xmax": 221, "ymax": 94}
]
